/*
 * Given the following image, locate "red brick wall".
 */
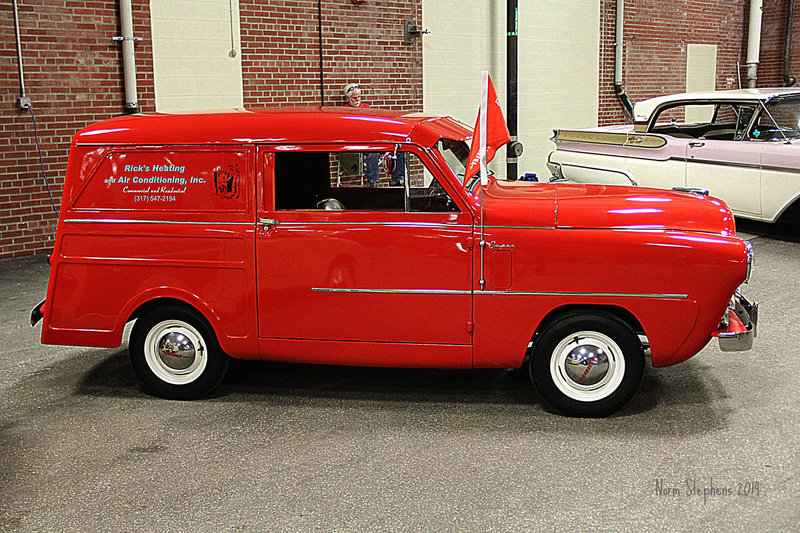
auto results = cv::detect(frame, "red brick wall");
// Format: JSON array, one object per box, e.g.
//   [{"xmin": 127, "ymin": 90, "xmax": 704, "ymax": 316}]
[
  {"xmin": 240, "ymin": 0, "xmax": 422, "ymax": 110},
  {"xmin": 599, "ymin": 0, "xmax": 800, "ymax": 126},
  {"xmin": 759, "ymin": 0, "xmax": 800, "ymax": 87},
  {"xmin": 1, "ymin": 1, "xmax": 797, "ymax": 258},
  {"xmin": 0, "ymin": 0, "xmax": 422, "ymax": 259},
  {"xmin": 0, "ymin": 0, "xmax": 154, "ymax": 258}
]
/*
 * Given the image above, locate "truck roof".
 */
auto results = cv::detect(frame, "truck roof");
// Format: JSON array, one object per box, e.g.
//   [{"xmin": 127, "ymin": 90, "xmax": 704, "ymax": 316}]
[{"xmin": 73, "ymin": 106, "xmax": 472, "ymax": 147}]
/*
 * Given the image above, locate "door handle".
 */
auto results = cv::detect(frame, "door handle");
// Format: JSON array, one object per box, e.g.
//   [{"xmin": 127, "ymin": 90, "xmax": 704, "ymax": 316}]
[
  {"xmin": 689, "ymin": 141, "xmax": 705, "ymax": 148},
  {"xmin": 257, "ymin": 218, "xmax": 279, "ymax": 227}
]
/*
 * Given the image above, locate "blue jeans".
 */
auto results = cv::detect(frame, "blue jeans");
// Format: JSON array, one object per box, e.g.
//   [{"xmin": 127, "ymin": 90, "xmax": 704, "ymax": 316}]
[{"xmin": 365, "ymin": 152, "xmax": 405, "ymax": 184}]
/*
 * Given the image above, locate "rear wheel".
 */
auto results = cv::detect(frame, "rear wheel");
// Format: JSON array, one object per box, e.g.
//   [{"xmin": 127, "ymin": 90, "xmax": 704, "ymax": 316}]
[
  {"xmin": 130, "ymin": 305, "xmax": 229, "ymax": 400},
  {"xmin": 530, "ymin": 312, "xmax": 644, "ymax": 417}
]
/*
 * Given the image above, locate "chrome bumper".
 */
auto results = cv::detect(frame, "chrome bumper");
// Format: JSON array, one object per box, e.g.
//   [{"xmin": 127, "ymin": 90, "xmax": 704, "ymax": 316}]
[
  {"xmin": 547, "ymin": 161, "xmax": 564, "ymax": 182},
  {"xmin": 30, "ymin": 298, "xmax": 45, "ymax": 327},
  {"xmin": 717, "ymin": 292, "xmax": 758, "ymax": 352}
]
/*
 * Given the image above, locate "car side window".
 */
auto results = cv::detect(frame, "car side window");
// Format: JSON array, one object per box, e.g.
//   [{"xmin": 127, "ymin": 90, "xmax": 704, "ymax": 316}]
[
  {"xmin": 274, "ymin": 150, "xmax": 459, "ymax": 212},
  {"xmin": 650, "ymin": 103, "xmax": 756, "ymax": 141}
]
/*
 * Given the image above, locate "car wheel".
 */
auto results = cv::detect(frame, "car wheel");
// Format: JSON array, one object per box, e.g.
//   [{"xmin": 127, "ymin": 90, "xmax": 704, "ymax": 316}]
[
  {"xmin": 130, "ymin": 305, "xmax": 229, "ymax": 400},
  {"xmin": 530, "ymin": 312, "xmax": 644, "ymax": 417}
]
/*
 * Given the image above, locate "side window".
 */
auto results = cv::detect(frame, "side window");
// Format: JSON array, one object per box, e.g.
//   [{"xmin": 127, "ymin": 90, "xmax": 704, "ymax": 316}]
[
  {"xmin": 274, "ymin": 150, "xmax": 459, "ymax": 213},
  {"xmin": 651, "ymin": 103, "xmax": 756, "ymax": 140}
]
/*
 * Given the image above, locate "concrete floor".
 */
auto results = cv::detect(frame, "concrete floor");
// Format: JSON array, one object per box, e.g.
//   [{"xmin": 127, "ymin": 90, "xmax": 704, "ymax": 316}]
[{"xmin": 1, "ymin": 219, "xmax": 798, "ymax": 532}]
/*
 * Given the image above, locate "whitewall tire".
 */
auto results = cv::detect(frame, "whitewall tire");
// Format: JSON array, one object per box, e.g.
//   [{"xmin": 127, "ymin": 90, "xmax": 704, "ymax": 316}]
[{"xmin": 531, "ymin": 312, "xmax": 644, "ymax": 417}]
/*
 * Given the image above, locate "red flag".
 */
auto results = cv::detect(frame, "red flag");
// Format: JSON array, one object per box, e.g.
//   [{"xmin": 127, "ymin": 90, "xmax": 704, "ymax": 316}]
[{"xmin": 465, "ymin": 72, "xmax": 511, "ymax": 183}]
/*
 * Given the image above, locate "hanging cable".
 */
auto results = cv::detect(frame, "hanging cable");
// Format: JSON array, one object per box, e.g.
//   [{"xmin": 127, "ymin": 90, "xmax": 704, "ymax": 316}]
[
  {"xmin": 14, "ymin": 0, "xmax": 58, "ymax": 219},
  {"xmin": 27, "ymin": 106, "xmax": 60, "ymax": 218},
  {"xmin": 318, "ymin": 0, "xmax": 324, "ymax": 105}
]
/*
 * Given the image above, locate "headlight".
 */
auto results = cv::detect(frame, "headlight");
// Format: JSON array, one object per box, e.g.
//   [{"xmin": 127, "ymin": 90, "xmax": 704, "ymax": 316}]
[{"xmin": 745, "ymin": 241, "xmax": 754, "ymax": 283}]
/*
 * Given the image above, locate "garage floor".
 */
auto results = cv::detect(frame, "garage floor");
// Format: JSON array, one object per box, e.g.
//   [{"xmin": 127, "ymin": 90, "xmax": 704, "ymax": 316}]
[{"xmin": 1, "ymin": 220, "xmax": 798, "ymax": 532}]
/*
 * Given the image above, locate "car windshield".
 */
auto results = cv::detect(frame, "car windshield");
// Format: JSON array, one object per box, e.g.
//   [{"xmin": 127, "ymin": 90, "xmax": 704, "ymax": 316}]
[
  {"xmin": 754, "ymin": 96, "xmax": 800, "ymax": 140},
  {"xmin": 435, "ymin": 138, "xmax": 470, "ymax": 184}
]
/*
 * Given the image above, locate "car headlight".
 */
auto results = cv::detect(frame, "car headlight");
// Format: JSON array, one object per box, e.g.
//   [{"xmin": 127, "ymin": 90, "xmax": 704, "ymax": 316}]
[{"xmin": 745, "ymin": 241, "xmax": 754, "ymax": 283}]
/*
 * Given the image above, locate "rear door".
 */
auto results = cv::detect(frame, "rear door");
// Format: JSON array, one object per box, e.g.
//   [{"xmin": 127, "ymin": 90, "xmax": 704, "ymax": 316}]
[{"xmin": 685, "ymin": 138, "xmax": 762, "ymax": 216}]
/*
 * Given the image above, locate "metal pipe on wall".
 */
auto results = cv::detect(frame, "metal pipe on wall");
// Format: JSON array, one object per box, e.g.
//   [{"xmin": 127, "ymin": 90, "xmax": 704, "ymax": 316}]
[
  {"xmin": 12, "ymin": 0, "xmax": 31, "ymax": 109},
  {"xmin": 506, "ymin": 0, "xmax": 518, "ymax": 180},
  {"xmin": 784, "ymin": 0, "xmax": 796, "ymax": 86},
  {"xmin": 746, "ymin": 0, "xmax": 763, "ymax": 88},
  {"xmin": 613, "ymin": 0, "xmax": 633, "ymax": 119},
  {"xmin": 118, "ymin": 0, "xmax": 139, "ymax": 113}
]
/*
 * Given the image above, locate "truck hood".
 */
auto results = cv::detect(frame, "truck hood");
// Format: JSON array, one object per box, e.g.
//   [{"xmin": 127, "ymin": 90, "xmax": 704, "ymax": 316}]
[
  {"xmin": 555, "ymin": 183, "xmax": 736, "ymax": 235},
  {"xmin": 480, "ymin": 181, "xmax": 736, "ymax": 236}
]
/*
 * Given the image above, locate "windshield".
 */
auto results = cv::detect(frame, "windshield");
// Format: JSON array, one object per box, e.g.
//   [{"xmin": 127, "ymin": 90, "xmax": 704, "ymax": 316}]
[
  {"xmin": 753, "ymin": 96, "xmax": 800, "ymax": 140},
  {"xmin": 435, "ymin": 138, "xmax": 470, "ymax": 184}
]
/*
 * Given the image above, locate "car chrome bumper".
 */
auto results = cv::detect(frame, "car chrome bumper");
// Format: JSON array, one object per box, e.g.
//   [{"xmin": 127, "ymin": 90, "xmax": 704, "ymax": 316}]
[
  {"xmin": 716, "ymin": 292, "xmax": 758, "ymax": 352},
  {"xmin": 30, "ymin": 298, "xmax": 45, "ymax": 327},
  {"xmin": 546, "ymin": 152, "xmax": 566, "ymax": 182},
  {"xmin": 547, "ymin": 161, "xmax": 564, "ymax": 181}
]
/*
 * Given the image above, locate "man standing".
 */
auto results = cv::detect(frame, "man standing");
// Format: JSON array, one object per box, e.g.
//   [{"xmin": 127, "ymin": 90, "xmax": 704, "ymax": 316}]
[
  {"xmin": 342, "ymin": 83, "xmax": 405, "ymax": 187},
  {"xmin": 343, "ymin": 83, "xmax": 368, "ymax": 108}
]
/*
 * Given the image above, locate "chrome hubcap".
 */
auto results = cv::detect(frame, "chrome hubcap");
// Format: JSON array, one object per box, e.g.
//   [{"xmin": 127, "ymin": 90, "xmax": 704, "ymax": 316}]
[
  {"xmin": 144, "ymin": 320, "xmax": 207, "ymax": 385},
  {"xmin": 157, "ymin": 332, "xmax": 197, "ymax": 371},
  {"xmin": 550, "ymin": 331, "xmax": 625, "ymax": 402},
  {"xmin": 563, "ymin": 343, "xmax": 610, "ymax": 386}
]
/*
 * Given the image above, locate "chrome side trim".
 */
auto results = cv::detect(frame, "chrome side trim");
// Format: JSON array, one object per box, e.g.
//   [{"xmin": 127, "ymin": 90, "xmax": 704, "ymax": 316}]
[
  {"xmin": 761, "ymin": 163, "xmax": 800, "ymax": 174},
  {"xmin": 554, "ymin": 130, "xmax": 629, "ymax": 146},
  {"xmin": 61, "ymin": 219, "xmax": 679, "ymax": 234},
  {"xmin": 483, "ymin": 225, "xmax": 553, "ymax": 230},
  {"xmin": 63, "ymin": 219, "xmax": 468, "ymax": 228},
  {"xmin": 626, "ymin": 153, "xmax": 795, "ymax": 174},
  {"xmin": 684, "ymin": 156, "xmax": 800, "ymax": 175},
  {"xmin": 560, "ymin": 161, "xmax": 637, "ymax": 186},
  {"xmin": 480, "ymin": 291, "xmax": 688, "ymax": 299},
  {"xmin": 553, "ymin": 130, "xmax": 667, "ymax": 149},
  {"xmin": 274, "ymin": 221, "xmax": 473, "ymax": 228},
  {"xmin": 64, "ymin": 218, "xmax": 251, "ymax": 225},
  {"xmin": 312, "ymin": 287, "xmax": 688, "ymax": 299},
  {"xmin": 682, "ymin": 158, "xmax": 762, "ymax": 170},
  {"xmin": 312, "ymin": 288, "xmax": 471, "ymax": 295}
]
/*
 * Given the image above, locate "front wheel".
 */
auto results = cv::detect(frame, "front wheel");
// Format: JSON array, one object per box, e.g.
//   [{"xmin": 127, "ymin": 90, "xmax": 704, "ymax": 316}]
[
  {"xmin": 530, "ymin": 312, "xmax": 644, "ymax": 417},
  {"xmin": 130, "ymin": 305, "xmax": 229, "ymax": 400}
]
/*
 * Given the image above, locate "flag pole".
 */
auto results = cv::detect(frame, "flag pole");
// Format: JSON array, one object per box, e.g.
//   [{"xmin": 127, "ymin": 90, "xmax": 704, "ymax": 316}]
[
  {"xmin": 478, "ymin": 71, "xmax": 488, "ymax": 291},
  {"xmin": 479, "ymin": 178, "xmax": 486, "ymax": 291}
]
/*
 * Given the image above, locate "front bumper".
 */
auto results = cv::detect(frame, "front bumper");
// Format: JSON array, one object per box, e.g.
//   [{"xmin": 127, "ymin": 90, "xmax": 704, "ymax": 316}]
[{"xmin": 714, "ymin": 292, "xmax": 758, "ymax": 352}]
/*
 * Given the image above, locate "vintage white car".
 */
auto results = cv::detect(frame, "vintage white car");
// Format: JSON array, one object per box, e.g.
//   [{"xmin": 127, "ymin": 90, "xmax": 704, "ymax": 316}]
[{"xmin": 548, "ymin": 88, "xmax": 800, "ymax": 223}]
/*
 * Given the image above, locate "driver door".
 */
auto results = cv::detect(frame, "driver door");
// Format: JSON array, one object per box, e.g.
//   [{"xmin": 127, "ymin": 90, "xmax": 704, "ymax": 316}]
[{"xmin": 255, "ymin": 145, "xmax": 474, "ymax": 360}]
